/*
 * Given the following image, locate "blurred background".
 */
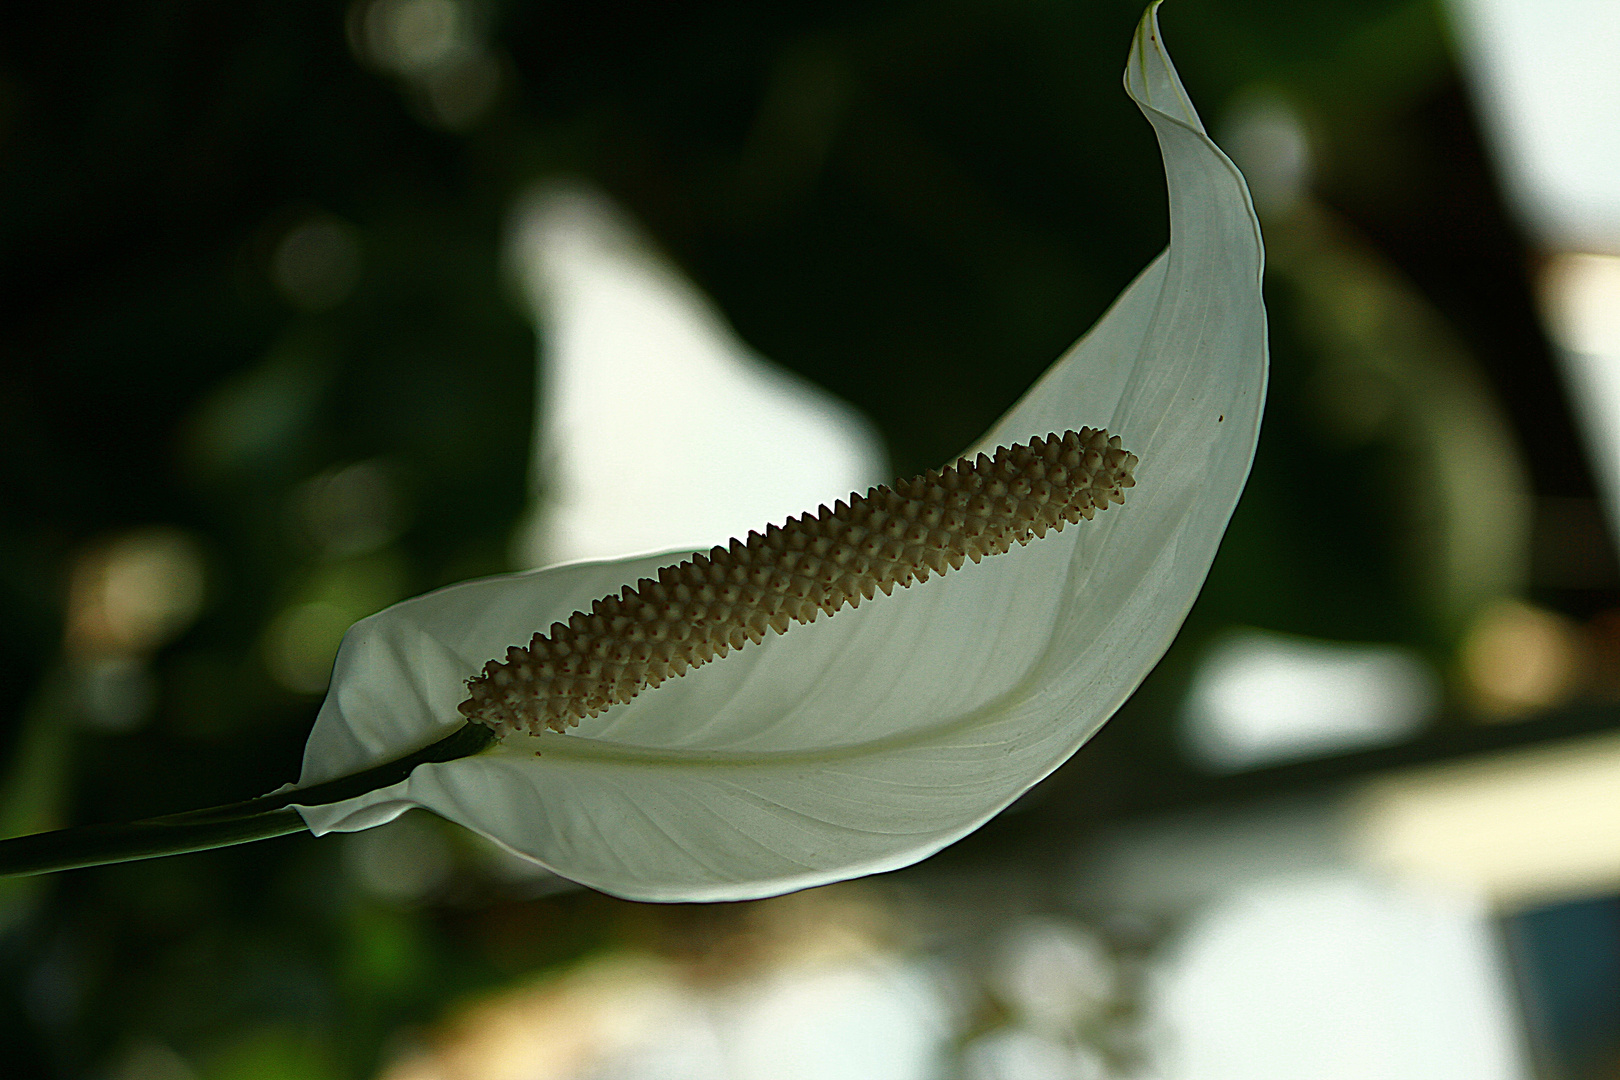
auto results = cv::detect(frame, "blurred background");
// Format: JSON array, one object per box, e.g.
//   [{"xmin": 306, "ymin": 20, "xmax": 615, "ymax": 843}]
[{"xmin": 4, "ymin": 0, "xmax": 1620, "ymax": 1077}]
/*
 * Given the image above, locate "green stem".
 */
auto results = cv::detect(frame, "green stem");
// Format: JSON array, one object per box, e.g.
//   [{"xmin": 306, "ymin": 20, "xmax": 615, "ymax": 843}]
[{"xmin": 0, "ymin": 722, "xmax": 497, "ymax": 878}]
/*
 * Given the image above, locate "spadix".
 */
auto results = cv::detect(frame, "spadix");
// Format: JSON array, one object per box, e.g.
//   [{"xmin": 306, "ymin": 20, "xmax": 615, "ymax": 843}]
[{"xmin": 464, "ymin": 430, "xmax": 1136, "ymax": 735}]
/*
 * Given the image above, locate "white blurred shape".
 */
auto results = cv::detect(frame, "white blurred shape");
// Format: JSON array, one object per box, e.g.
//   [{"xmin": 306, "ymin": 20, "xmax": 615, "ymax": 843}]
[
  {"xmin": 1355, "ymin": 730, "xmax": 1620, "ymax": 910},
  {"xmin": 1539, "ymin": 253, "xmax": 1620, "ymax": 539},
  {"xmin": 1447, "ymin": 0, "xmax": 1620, "ymax": 251},
  {"xmin": 1182, "ymin": 630, "xmax": 1438, "ymax": 772},
  {"xmin": 508, "ymin": 184, "xmax": 888, "ymax": 567},
  {"xmin": 578, "ymin": 1017, "xmax": 727, "ymax": 1080},
  {"xmin": 1152, "ymin": 876, "xmax": 1526, "ymax": 1080},
  {"xmin": 729, "ymin": 959, "xmax": 950, "ymax": 1080},
  {"xmin": 379, "ymin": 949, "xmax": 949, "ymax": 1080},
  {"xmin": 989, "ymin": 918, "xmax": 1114, "ymax": 1033},
  {"xmin": 381, "ymin": 955, "xmax": 722, "ymax": 1080},
  {"xmin": 1451, "ymin": 2, "xmax": 1620, "ymax": 542},
  {"xmin": 961, "ymin": 1028, "xmax": 1106, "ymax": 1080}
]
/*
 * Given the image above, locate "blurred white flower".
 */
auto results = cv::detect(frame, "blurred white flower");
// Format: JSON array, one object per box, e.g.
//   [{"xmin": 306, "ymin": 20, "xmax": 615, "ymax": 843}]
[{"xmin": 293, "ymin": 4, "xmax": 1267, "ymax": 903}]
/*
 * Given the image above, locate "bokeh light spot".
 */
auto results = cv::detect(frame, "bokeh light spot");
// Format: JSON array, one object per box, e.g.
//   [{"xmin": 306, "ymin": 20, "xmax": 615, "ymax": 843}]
[
  {"xmin": 271, "ymin": 214, "xmax": 363, "ymax": 312},
  {"xmin": 1460, "ymin": 599, "xmax": 1583, "ymax": 717}
]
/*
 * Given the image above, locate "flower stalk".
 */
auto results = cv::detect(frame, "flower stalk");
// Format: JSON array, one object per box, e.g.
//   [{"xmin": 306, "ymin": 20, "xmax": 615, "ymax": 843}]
[{"xmin": 0, "ymin": 722, "xmax": 495, "ymax": 877}]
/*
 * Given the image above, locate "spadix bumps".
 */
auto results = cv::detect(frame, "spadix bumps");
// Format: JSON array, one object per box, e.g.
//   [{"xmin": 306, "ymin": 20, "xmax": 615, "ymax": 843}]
[{"xmin": 462, "ymin": 429, "xmax": 1137, "ymax": 735}]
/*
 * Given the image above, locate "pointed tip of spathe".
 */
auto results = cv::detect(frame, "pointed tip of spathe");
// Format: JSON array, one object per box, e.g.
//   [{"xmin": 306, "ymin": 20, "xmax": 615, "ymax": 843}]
[{"xmin": 1124, "ymin": 1, "xmax": 1204, "ymax": 136}]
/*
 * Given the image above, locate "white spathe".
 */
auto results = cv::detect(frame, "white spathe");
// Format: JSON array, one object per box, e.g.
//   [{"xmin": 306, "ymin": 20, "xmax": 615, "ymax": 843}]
[{"xmin": 293, "ymin": 4, "xmax": 1268, "ymax": 902}]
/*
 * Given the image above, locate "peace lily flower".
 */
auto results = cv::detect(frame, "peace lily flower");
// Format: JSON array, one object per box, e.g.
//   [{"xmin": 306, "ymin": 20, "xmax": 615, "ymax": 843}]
[{"xmin": 293, "ymin": 4, "xmax": 1267, "ymax": 903}]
